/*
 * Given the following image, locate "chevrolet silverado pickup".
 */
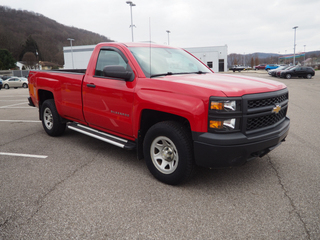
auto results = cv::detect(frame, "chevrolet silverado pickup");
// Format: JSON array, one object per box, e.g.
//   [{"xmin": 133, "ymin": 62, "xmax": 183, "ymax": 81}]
[{"xmin": 28, "ymin": 42, "xmax": 290, "ymax": 185}]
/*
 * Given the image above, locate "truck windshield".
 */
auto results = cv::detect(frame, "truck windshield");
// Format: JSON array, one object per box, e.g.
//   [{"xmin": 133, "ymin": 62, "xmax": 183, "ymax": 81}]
[{"xmin": 129, "ymin": 47, "xmax": 211, "ymax": 78}]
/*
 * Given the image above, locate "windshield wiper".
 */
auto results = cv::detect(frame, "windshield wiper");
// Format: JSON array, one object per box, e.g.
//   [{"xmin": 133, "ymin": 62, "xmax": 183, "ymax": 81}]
[
  {"xmin": 193, "ymin": 71, "xmax": 207, "ymax": 74},
  {"xmin": 150, "ymin": 72, "xmax": 173, "ymax": 78},
  {"xmin": 150, "ymin": 71, "xmax": 208, "ymax": 78}
]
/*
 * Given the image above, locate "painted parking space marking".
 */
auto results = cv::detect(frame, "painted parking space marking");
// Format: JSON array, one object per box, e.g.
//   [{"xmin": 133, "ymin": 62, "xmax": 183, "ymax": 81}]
[
  {"xmin": 0, "ymin": 120, "xmax": 41, "ymax": 123},
  {"xmin": 0, "ymin": 102, "xmax": 29, "ymax": 108},
  {"xmin": 0, "ymin": 152, "xmax": 48, "ymax": 159}
]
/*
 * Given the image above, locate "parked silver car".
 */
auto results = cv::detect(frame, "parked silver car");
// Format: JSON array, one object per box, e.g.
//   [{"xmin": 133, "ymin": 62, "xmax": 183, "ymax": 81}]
[{"xmin": 2, "ymin": 77, "xmax": 28, "ymax": 89}]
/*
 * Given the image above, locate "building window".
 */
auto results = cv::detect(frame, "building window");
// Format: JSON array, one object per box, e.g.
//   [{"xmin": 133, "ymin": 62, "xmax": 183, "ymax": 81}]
[{"xmin": 207, "ymin": 62, "xmax": 213, "ymax": 68}]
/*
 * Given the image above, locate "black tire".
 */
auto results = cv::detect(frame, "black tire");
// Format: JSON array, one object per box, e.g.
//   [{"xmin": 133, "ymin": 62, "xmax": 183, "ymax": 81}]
[
  {"xmin": 143, "ymin": 121, "xmax": 194, "ymax": 185},
  {"xmin": 22, "ymin": 83, "xmax": 28, "ymax": 88},
  {"xmin": 4, "ymin": 84, "xmax": 9, "ymax": 89},
  {"xmin": 286, "ymin": 74, "xmax": 291, "ymax": 79},
  {"xmin": 307, "ymin": 74, "xmax": 312, "ymax": 79},
  {"xmin": 41, "ymin": 99, "xmax": 66, "ymax": 136}
]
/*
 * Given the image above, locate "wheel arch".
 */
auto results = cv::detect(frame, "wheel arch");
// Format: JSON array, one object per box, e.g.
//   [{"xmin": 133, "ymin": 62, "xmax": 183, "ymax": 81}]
[
  {"xmin": 136, "ymin": 109, "xmax": 192, "ymax": 160},
  {"xmin": 38, "ymin": 89, "xmax": 54, "ymax": 120}
]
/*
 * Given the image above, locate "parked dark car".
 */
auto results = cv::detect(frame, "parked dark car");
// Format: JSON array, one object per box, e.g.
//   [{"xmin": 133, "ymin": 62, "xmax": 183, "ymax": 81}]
[
  {"xmin": 253, "ymin": 64, "xmax": 266, "ymax": 70},
  {"xmin": 276, "ymin": 66, "xmax": 295, "ymax": 77},
  {"xmin": 229, "ymin": 65, "xmax": 246, "ymax": 72},
  {"xmin": 279, "ymin": 66, "xmax": 315, "ymax": 79},
  {"xmin": 0, "ymin": 78, "xmax": 3, "ymax": 90},
  {"xmin": 1, "ymin": 75, "xmax": 11, "ymax": 80}
]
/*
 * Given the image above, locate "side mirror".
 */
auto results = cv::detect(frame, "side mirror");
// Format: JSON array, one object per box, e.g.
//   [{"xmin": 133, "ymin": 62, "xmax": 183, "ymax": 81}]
[{"xmin": 103, "ymin": 65, "xmax": 134, "ymax": 81}]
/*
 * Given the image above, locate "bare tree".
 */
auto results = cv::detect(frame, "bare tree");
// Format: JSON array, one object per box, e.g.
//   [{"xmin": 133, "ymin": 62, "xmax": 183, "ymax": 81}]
[
  {"xmin": 228, "ymin": 54, "xmax": 243, "ymax": 67},
  {"xmin": 22, "ymin": 52, "xmax": 37, "ymax": 69},
  {"xmin": 254, "ymin": 54, "xmax": 259, "ymax": 66}
]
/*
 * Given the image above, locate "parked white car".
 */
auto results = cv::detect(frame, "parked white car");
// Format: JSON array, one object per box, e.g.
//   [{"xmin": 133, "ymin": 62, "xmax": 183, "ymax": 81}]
[{"xmin": 2, "ymin": 77, "xmax": 28, "ymax": 89}]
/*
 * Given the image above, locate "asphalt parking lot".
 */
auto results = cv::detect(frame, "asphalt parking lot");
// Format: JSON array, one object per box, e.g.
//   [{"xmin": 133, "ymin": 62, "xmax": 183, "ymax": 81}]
[{"xmin": 0, "ymin": 72, "xmax": 319, "ymax": 239}]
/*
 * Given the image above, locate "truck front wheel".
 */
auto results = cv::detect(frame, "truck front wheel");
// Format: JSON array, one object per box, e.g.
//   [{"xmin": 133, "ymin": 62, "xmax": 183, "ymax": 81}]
[
  {"xmin": 143, "ymin": 121, "xmax": 194, "ymax": 185},
  {"xmin": 41, "ymin": 99, "xmax": 66, "ymax": 136}
]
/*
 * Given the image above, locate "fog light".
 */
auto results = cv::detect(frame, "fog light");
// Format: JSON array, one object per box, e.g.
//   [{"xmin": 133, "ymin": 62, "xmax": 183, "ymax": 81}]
[
  {"xmin": 210, "ymin": 120, "xmax": 223, "ymax": 129},
  {"xmin": 223, "ymin": 118, "xmax": 236, "ymax": 129},
  {"xmin": 209, "ymin": 119, "xmax": 236, "ymax": 130}
]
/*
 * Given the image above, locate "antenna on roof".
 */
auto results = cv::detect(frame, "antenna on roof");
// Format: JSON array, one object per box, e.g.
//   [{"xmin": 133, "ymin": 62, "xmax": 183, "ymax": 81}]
[{"xmin": 149, "ymin": 17, "xmax": 152, "ymax": 77}]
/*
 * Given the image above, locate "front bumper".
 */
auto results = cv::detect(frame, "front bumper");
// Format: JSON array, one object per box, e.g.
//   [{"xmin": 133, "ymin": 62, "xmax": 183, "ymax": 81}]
[{"xmin": 192, "ymin": 117, "xmax": 290, "ymax": 168}]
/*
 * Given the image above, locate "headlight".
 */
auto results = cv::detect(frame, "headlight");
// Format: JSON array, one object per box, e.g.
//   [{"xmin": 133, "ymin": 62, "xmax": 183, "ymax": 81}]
[
  {"xmin": 210, "ymin": 100, "xmax": 237, "ymax": 111},
  {"xmin": 208, "ymin": 97, "xmax": 241, "ymax": 132}
]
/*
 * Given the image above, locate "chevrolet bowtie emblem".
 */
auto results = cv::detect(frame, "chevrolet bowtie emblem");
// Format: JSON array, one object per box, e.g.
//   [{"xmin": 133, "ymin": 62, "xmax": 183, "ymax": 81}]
[{"xmin": 272, "ymin": 105, "xmax": 281, "ymax": 114}]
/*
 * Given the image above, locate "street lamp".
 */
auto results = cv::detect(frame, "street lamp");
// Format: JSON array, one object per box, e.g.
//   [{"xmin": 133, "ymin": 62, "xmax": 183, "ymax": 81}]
[
  {"xmin": 293, "ymin": 26, "xmax": 298, "ymax": 66},
  {"xmin": 67, "ymin": 38, "xmax": 75, "ymax": 69},
  {"xmin": 166, "ymin": 30, "xmax": 170, "ymax": 45},
  {"xmin": 126, "ymin": 1, "xmax": 136, "ymax": 42},
  {"xmin": 35, "ymin": 50, "xmax": 38, "ymax": 70}
]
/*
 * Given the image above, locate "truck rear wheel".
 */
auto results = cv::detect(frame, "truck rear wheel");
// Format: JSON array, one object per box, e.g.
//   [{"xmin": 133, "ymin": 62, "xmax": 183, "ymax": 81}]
[
  {"xmin": 41, "ymin": 99, "xmax": 66, "ymax": 136},
  {"xmin": 143, "ymin": 121, "xmax": 194, "ymax": 185}
]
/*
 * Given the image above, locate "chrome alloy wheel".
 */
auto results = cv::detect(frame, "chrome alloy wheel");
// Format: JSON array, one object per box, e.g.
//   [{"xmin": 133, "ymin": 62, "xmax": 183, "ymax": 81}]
[
  {"xmin": 43, "ymin": 107, "xmax": 53, "ymax": 130},
  {"xmin": 150, "ymin": 136, "xmax": 179, "ymax": 174}
]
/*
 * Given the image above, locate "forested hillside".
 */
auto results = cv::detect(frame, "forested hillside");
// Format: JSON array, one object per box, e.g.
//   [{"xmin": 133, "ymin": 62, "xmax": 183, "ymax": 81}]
[{"xmin": 0, "ymin": 6, "xmax": 113, "ymax": 66}]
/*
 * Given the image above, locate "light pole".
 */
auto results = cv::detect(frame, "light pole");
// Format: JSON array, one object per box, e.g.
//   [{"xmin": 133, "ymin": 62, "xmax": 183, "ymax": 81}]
[
  {"xmin": 67, "ymin": 38, "xmax": 75, "ymax": 69},
  {"xmin": 126, "ymin": 1, "xmax": 136, "ymax": 42},
  {"xmin": 35, "ymin": 50, "xmax": 38, "ymax": 70},
  {"xmin": 166, "ymin": 30, "xmax": 170, "ymax": 45},
  {"xmin": 304, "ymin": 45, "xmax": 306, "ymax": 64},
  {"xmin": 293, "ymin": 26, "xmax": 298, "ymax": 66}
]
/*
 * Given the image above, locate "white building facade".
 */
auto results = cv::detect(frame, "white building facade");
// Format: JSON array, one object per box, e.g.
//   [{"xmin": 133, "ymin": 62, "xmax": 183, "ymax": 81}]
[
  {"xmin": 184, "ymin": 45, "xmax": 228, "ymax": 72},
  {"xmin": 63, "ymin": 45, "xmax": 96, "ymax": 69},
  {"xmin": 63, "ymin": 44, "xmax": 228, "ymax": 72}
]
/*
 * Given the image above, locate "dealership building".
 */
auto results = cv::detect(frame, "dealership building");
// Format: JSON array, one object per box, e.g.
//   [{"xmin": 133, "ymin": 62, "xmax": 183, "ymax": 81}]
[{"xmin": 63, "ymin": 44, "xmax": 228, "ymax": 72}]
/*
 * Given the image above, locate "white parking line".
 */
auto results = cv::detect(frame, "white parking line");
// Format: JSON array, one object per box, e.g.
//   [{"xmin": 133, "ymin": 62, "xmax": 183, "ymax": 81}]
[
  {"xmin": 0, "ymin": 152, "xmax": 48, "ymax": 159},
  {"xmin": 0, "ymin": 100, "xmax": 28, "ymax": 101},
  {"xmin": 0, "ymin": 120, "xmax": 41, "ymax": 123},
  {"xmin": 0, "ymin": 102, "xmax": 29, "ymax": 108}
]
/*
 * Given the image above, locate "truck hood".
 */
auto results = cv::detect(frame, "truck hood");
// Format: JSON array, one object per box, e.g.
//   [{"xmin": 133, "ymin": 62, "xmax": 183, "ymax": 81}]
[{"xmin": 152, "ymin": 73, "xmax": 287, "ymax": 97}]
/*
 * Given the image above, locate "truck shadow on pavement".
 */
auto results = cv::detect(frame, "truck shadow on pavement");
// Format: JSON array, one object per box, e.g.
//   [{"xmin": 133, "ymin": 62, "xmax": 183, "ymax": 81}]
[{"xmin": 62, "ymin": 129, "xmax": 273, "ymax": 189}]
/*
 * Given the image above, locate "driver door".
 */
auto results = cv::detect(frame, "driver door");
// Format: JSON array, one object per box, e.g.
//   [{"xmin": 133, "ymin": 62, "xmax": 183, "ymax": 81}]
[{"xmin": 82, "ymin": 47, "xmax": 136, "ymax": 137}]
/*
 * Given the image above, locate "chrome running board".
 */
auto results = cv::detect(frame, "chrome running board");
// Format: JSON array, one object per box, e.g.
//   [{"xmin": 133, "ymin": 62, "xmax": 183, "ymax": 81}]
[{"xmin": 67, "ymin": 122, "xmax": 136, "ymax": 150}]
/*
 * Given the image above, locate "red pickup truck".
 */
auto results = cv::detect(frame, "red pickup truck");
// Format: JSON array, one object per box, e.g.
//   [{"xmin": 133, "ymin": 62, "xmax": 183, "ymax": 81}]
[{"xmin": 28, "ymin": 42, "xmax": 290, "ymax": 185}]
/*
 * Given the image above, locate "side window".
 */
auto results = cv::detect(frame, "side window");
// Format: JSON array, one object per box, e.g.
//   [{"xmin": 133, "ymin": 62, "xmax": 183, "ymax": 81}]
[{"xmin": 95, "ymin": 49, "xmax": 128, "ymax": 77}]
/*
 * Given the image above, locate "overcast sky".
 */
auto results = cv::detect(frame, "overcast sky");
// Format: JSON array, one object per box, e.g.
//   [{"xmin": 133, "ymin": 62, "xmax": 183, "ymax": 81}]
[{"xmin": 3, "ymin": 0, "xmax": 320, "ymax": 54}]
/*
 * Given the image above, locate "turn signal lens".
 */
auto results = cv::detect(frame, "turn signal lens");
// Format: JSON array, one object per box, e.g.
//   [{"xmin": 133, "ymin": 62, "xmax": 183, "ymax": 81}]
[
  {"xmin": 211, "ymin": 102, "xmax": 224, "ymax": 110},
  {"xmin": 210, "ymin": 120, "xmax": 223, "ymax": 129},
  {"xmin": 210, "ymin": 100, "xmax": 237, "ymax": 111}
]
